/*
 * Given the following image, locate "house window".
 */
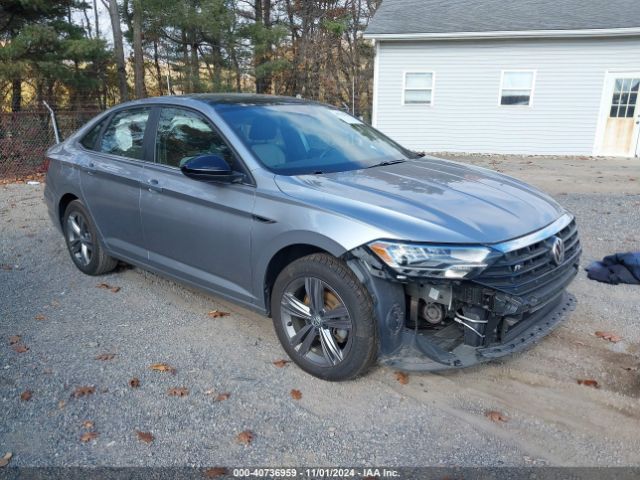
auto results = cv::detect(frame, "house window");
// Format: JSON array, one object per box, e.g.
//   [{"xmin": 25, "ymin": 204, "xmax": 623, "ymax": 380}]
[
  {"xmin": 404, "ymin": 72, "xmax": 434, "ymax": 105},
  {"xmin": 610, "ymin": 78, "xmax": 639, "ymax": 118},
  {"xmin": 500, "ymin": 71, "xmax": 535, "ymax": 106}
]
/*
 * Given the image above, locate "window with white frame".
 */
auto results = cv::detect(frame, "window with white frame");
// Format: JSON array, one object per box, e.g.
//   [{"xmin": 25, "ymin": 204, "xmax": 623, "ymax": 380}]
[
  {"xmin": 500, "ymin": 71, "xmax": 535, "ymax": 106},
  {"xmin": 404, "ymin": 72, "xmax": 434, "ymax": 105}
]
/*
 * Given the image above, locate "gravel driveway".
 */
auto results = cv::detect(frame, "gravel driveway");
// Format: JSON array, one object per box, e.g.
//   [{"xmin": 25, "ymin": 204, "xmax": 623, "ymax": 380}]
[{"xmin": 1, "ymin": 155, "xmax": 639, "ymax": 467}]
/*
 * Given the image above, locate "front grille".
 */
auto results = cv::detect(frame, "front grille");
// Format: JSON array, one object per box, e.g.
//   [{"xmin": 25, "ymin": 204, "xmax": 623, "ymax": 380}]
[{"xmin": 475, "ymin": 219, "xmax": 581, "ymax": 296}]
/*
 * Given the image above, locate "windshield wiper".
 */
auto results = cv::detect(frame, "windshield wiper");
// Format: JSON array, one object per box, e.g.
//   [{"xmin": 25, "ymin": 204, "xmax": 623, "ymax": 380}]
[{"xmin": 365, "ymin": 159, "xmax": 406, "ymax": 169}]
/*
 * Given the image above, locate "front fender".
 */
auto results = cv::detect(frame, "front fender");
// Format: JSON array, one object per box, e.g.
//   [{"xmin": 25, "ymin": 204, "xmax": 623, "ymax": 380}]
[{"xmin": 252, "ymin": 230, "xmax": 348, "ymax": 311}]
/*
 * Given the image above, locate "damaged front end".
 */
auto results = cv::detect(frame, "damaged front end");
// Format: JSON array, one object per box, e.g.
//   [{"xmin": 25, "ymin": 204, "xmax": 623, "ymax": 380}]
[{"xmin": 347, "ymin": 215, "xmax": 581, "ymax": 371}]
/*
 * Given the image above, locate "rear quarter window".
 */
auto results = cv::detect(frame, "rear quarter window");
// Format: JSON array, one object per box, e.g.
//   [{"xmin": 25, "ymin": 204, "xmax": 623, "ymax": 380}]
[{"xmin": 80, "ymin": 118, "xmax": 107, "ymax": 150}]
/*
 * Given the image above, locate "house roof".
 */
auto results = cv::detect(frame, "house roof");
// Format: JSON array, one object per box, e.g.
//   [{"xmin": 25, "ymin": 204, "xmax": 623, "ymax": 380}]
[{"xmin": 365, "ymin": 0, "xmax": 640, "ymax": 39}]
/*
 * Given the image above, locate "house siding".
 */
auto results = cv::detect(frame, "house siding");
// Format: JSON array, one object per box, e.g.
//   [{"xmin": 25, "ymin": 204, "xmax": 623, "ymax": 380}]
[{"xmin": 373, "ymin": 37, "xmax": 640, "ymax": 155}]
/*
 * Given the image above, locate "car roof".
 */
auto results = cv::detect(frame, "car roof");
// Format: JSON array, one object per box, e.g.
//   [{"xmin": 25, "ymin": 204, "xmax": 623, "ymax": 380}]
[{"xmin": 115, "ymin": 93, "xmax": 315, "ymax": 109}]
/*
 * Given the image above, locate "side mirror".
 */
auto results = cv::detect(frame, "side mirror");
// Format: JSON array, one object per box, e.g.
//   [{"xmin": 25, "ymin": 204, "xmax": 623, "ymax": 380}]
[{"xmin": 180, "ymin": 155, "xmax": 243, "ymax": 183}]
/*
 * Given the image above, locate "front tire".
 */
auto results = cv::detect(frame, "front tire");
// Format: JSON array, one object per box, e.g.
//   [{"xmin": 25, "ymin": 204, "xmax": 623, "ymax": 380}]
[
  {"xmin": 272, "ymin": 253, "xmax": 378, "ymax": 381},
  {"xmin": 63, "ymin": 200, "xmax": 118, "ymax": 276}
]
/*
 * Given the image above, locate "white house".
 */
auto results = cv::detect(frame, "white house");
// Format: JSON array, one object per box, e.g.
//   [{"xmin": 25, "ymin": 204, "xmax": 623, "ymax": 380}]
[{"xmin": 365, "ymin": 0, "xmax": 640, "ymax": 157}]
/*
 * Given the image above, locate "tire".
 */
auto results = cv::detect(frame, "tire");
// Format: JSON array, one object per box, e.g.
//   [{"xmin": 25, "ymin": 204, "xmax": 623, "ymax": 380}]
[
  {"xmin": 271, "ymin": 253, "xmax": 378, "ymax": 381},
  {"xmin": 62, "ymin": 200, "xmax": 118, "ymax": 276}
]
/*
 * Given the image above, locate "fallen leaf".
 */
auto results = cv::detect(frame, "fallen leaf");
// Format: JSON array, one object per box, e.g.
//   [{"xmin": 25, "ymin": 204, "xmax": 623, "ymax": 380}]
[
  {"xmin": 97, "ymin": 283, "xmax": 120, "ymax": 293},
  {"xmin": 95, "ymin": 353, "xmax": 116, "ymax": 361},
  {"xmin": 136, "ymin": 431, "xmax": 154, "ymax": 443},
  {"xmin": 235, "ymin": 430, "xmax": 254, "ymax": 445},
  {"xmin": 290, "ymin": 389, "xmax": 302, "ymax": 400},
  {"xmin": 168, "ymin": 387, "xmax": 189, "ymax": 397},
  {"xmin": 73, "ymin": 386, "xmax": 96, "ymax": 398},
  {"xmin": 8, "ymin": 335, "xmax": 21, "ymax": 345},
  {"xmin": 486, "ymin": 410, "xmax": 509, "ymax": 423},
  {"xmin": 82, "ymin": 420, "xmax": 94, "ymax": 429},
  {"xmin": 80, "ymin": 431, "xmax": 99, "ymax": 442},
  {"xmin": 204, "ymin": 467, "xmax": 228, "ymax": 478},
  {"xmin": 20, "ymin": 390, "xmax": 32, "ymax": 401},
  {"xmin": 0, "ymin": 452, "xmax": 12, "ymax": 467},
  {"xmin": 272, "ymin": 359, "xmax": 290, "ymax": 368},
  {"xmin": 215, "ymin": 392, "xmax": 231, "ymax": 402},
  {"xmin": 577, "ymin": 379, "xmax": 600, "ymax": 388},
  {"xmin": 394, "ymin": 371, "xmax": 409, "ymax": 385},
  {"xmin": 129, "ymin": 377, "xmax": 140, "ymax": 388},
  {"xmin": 595, "ymin": 331, "xmax": 622, "ymax": 343},
  {"xmin": 12, "ymin": 343, "xmax": 28, "ymax": 353},
  {"xmin": 58, "ymin": 400, "xmax": 66, "ymax": 409},
  {"xmin": 1, "ymin": 264, "xmax": 14, "ymax": 271},
  {"xmin": 208, "ymin": 310, "xmax": 230, "ymax": 318},
  {"xmin": 150, "ymin": 362, "xmax": 176, "ymax": 374},
  {"xmin": 35, "ymin": 314, "xmax": 46, "ymax": 321}
]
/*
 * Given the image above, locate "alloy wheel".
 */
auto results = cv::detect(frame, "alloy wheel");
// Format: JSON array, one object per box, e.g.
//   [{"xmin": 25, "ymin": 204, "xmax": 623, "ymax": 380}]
[
  {"xmin": 280, "ymin": 277, "xmax": 354, "ymax": 367},
  {"xmin": 66, "ymin": 211, "xmax": 94, "ymax": 267}
]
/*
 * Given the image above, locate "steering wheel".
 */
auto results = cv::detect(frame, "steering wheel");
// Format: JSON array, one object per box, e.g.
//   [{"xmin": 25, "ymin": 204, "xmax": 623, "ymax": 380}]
[{"xmin": 318, "ymin": 146, "xmax": 339, "ymax": 163}]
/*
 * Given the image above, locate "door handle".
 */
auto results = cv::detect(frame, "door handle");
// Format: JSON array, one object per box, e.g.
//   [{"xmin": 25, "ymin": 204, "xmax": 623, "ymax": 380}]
[{"xmin": 146, "ymin": 179, "xmax": 163, "ymax": 193}]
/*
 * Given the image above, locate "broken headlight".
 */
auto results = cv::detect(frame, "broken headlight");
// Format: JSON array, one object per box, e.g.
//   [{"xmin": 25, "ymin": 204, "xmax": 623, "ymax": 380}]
[{"xmin": 368, "ymin": 241, "xmax": 496, "ymax": 279}]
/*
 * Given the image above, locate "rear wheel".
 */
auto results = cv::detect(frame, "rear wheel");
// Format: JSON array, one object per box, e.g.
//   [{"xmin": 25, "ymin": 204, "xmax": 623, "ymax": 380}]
[
  {"xmin": 63, "ymin": 200, "xmax": 118, "ymax": 276},
  {"xmin": 272, "ymin": 253, "xmax": 377, "ymax": 381}
]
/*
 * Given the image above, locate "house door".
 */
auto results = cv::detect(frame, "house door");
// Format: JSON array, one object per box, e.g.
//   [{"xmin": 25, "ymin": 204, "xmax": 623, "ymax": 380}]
[{"xmin": 598, "ymin": 73, "xmax": 640, "ymax": 157}]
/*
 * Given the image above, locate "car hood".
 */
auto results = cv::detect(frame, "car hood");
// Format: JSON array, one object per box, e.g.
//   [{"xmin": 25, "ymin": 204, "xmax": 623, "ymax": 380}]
[{"xmin": 274, "ymin": 157, "xmax": 566, "ymax": 245}]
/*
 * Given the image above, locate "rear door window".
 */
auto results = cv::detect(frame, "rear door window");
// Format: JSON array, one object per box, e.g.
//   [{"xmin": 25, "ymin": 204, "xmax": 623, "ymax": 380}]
[{"xmin": 99, "ymin": 108, "xmax": 151, "ymax": 160}]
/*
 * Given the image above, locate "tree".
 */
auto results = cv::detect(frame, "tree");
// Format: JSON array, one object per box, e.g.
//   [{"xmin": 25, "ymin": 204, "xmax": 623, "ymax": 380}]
[
  {"xmin": 106, "ymin": 0, "xmax": 129, "ymax": 101},
  {"xmin": 0, "ymin": 0, "xmax": 113, "ymax": 111},
  {"xmin": 0, "ymin": 0, "xmax": 382, "ymax": 118}
]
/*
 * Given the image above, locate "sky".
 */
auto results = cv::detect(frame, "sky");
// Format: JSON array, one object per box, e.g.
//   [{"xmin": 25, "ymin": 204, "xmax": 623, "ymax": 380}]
[{"xmin": 72, "ymin": 2, "xmax": 125, "ymax": 52}]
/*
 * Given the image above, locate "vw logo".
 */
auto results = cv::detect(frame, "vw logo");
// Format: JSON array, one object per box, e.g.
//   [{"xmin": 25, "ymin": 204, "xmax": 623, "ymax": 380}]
[
  {"xmin": 550, "ymin": 236, "xmax": 565, "ymax": 266},
  {"xmin": 311, "ymin": 314, "xmax": 323, "ymax": 328}
]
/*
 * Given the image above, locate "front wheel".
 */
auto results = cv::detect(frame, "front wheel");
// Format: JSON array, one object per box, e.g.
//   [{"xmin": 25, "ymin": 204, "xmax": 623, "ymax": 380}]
[{"xmin": 271, "ymin": 253, "xmax": 378, "ymax": 381}]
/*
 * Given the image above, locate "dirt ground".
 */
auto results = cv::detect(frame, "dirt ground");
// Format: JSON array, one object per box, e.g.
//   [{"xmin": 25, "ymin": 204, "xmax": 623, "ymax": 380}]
[{"xmin": 1, "ymin": 155, "xmax": 640, "ymax": 467}]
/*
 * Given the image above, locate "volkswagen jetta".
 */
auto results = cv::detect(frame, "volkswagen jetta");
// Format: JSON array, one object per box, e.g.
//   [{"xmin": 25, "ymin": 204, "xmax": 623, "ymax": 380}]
[{"xmin": 44, "ymin": 94, "xmax": 581, "ymax": 380}]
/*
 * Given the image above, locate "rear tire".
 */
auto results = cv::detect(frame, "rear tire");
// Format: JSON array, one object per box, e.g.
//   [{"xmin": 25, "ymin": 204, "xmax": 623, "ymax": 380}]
[
  {"xmin": 63, "ymin": 200, "xmax": 118, "ymax": 276},
  {"xmin": 272, "ymin": 253, "xmax": 378, "ymax": 381}
]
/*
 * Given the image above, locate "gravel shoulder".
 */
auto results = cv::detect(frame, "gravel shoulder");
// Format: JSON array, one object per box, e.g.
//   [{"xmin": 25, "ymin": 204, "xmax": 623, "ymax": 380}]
[{"xmin": 1, "ymin": 156, "xmax": 639, "ymax": 467}]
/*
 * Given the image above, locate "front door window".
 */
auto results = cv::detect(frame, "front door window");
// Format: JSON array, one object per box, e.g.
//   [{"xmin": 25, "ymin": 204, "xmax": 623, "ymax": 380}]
[{"xmin": 155, "ymin": 107, "xmax": 238, "ymax": 170}]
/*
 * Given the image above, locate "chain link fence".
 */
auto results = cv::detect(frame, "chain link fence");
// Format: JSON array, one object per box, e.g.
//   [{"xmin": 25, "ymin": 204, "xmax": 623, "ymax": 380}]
[{"xmin": 0, "ymin": 110, "xmax": 102, "ymax": 178}]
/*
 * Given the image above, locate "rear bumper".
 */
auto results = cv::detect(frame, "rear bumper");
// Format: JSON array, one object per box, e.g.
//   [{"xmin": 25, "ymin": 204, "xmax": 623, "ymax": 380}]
[
  {"xmin": 379, "ymin": 291, "xmax": 576, "ymax": 372},
  {"xmin": 43, "ymin": 182, "xmax": 60, "ymax": 230}
]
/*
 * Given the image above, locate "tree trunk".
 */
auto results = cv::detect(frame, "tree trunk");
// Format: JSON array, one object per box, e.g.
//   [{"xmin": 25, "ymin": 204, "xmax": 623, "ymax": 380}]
[
  {"xmin": 108, "ymin": 0, "xmax": 129, "ymax": 102},
  {"xmin": 181, "ymin": 30, "xmax": 190, "ymax": 93},
  {"xmin": 11, "ymin": 79, "xmax": 21, "ymax": 112},
  {"xmin": 254, "ymin": 0, "xmax": 272, "ymax": 94},
  {"xmin": 132, "ymin": 0, "xmax": 145, "ymax": 99},
  {"xmin": 190, "ymin": 36, "xmax": 200, "ymax": 93},
  {"xmin": 153, "ymin": 39, "xmax": 164, "ymax": 96},
  {"xmin": 93, "ymin": 0, "xmax": 100, "ymax": 38}
]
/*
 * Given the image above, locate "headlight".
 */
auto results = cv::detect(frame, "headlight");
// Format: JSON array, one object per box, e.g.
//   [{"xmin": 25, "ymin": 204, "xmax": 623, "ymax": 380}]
[{"xmin": 368, "ymin": 241, "xmax": 495, "ymax": 279}]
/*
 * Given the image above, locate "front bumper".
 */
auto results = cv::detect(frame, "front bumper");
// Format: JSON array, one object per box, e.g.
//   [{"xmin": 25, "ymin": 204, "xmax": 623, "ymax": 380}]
[
  {"xmin": 346, "ymin": 216, "xmax": 581, "ymax": 372},
  {"xmin": 379, "ymin": 291, "xmax": 576, "ymax": 372}
]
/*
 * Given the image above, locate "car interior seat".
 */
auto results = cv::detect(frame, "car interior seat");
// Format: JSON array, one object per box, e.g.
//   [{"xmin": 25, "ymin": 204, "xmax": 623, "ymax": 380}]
[{"xmin": 248, "ymin": 117, "xmax": 286, "ymax": 168}]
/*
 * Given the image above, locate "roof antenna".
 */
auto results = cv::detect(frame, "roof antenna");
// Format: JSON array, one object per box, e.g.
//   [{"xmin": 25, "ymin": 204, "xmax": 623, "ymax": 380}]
[{"xmin": 42, "ymin": 101, "xmax": 61, "ymax": 144}]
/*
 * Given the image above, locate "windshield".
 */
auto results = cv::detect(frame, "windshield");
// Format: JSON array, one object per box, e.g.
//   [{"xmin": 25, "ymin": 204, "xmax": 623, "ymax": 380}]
[{"xmin": 214, "ymin": 103, "xmax": 417, "ymax": 175}]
